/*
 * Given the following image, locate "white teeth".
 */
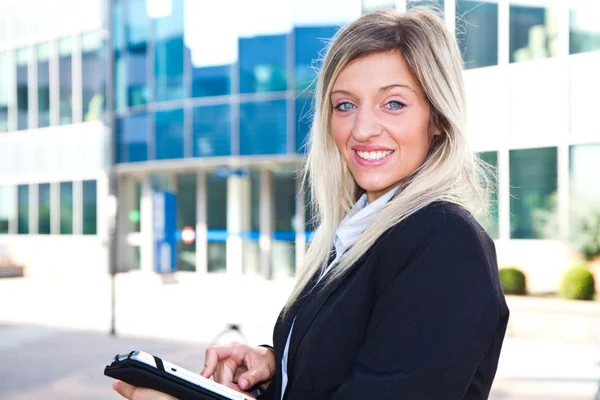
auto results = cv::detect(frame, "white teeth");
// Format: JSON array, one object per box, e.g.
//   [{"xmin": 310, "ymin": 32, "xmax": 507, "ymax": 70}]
[{"xmin": 356, "ymin": 150, "xmax": 393, "ymax": 161}]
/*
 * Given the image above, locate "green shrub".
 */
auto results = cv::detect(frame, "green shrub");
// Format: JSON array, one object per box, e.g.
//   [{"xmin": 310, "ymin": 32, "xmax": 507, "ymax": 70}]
[
  {"xmin": 499, "ymin": 267, "xmax": 527, "ymax": 295},
  {"xmin": 560, "ymin": 266, "xmax": 595, "ymax": 301}
]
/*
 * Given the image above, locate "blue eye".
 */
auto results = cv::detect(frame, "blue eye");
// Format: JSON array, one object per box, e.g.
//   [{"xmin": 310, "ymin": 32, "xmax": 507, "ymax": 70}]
[
  {"xmin": 386, "ymin": 100, "xmax": 405, "ymax": 110},
  {"xmin": 334, "ymin": 102, "xmax": 355, "ymax": 111}
]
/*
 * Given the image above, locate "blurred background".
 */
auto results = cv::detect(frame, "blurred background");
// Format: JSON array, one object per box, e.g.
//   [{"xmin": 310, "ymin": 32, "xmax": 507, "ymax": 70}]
[{"xmin": 0, "ymin": 0, "xmax": 599, "ymax": 398}]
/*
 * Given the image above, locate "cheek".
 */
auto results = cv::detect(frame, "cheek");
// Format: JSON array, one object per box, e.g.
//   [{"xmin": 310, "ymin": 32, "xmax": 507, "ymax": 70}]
[{"xmin": 331, "ymin": 118, "xmax": 350, "ymax": 153}]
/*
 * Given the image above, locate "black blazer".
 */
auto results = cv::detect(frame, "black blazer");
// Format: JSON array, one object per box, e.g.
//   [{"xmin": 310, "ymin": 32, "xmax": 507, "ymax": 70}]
[{"xmin": 258, "ymin": 202, "xmax": 509, "ymax": 400}]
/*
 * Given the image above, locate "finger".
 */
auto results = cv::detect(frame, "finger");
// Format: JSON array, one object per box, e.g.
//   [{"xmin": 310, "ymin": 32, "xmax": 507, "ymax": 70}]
[
  {"xmin": 232, "ymin": 365, "xmax": 248, "ymax": 384},
  {"xmin": 201, "ymin": 346, "xmax": 244, "ymax": 378},
  {"xmin": 237, "ymin": 368, "xmax": 271, "ymax": 391},
  {"xmin": 113, "ymin": 381, "xmax": 176, "ymax": 400}
]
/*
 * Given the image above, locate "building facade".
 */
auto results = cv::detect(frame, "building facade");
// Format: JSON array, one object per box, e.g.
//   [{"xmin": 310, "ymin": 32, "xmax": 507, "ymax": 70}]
[{"xmin": 0, "ymin": 0, "xmax": 599, "ymax": 291}]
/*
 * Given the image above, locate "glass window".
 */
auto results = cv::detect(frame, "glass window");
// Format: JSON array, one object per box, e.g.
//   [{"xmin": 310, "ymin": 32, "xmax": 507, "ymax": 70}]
[
  {"xmin": 570, "ymin": 144, "xmax": 600, "ymax": 260},
  {"xmin": 38, "ymin": 183, "xmax": 51, "ymax": 235},
  {"xmin": 0, "ymin": 52, "xmax": 9, "ymax": 132},
  {"xmin": 239, "ymin": 34, "xmax": 287, "ymax": 93},
  {"xmin": 240, "ymin": 100, "xmax": 287, "ymax": 156},
  {"xmin": 407, "ymin": 0, "xmax": 444, "ymax": 18},
  {"xmin": 570, "ymin": 9, "xmax": 600, "ymax": 55},
  {"xmin": 153, "ymin": 0, "xmax": 185, "ymax": 101},
  {"xmin": 184, "ymin": 0, "xmax": 234, "ymax": 97},
  {"xmin": 362, "ymin": 0, "xmax": 395, "ymax": 13},
  {"xmin": 82, "ymin": 180, "xmax": 97, "ymax": 235},
  {"xmin": 0, "ymin": 186, "xmax": 16, "ymax": 234},
  {"xmin": 155, "ymin": 108, "xmax": 184, "ymax": 160},
  {"xmin": 60, "ymin": 182, "xmax": 73, "ymax": 234},
  {"xmin": 272, "ymin": 167, "xmax": 297, "ymax": 277},
  {"xmin": 17, "ymin": 48, "xmax": 30, "ymax": 131},
  {"xmin": 58, "ymin": 38, "xmax": 73, "ymax": 125},
  {"xmin": 510, "ymin": 5, "xmax": 559, "ymax": 63},
  {"xmin": 295, "ymin": 96, "xmax": 312, "ymax": 153},
  {"xmin": 127, "ymin": 0, "xmax": 150, "ymax": 106},
  {"xmin": 18, "ymin": 184, "xmax": 29, "ymax": 234},
  {"xmin": 116, "ymin": 112, "xmax": 149, "ymax": 163},
  {"xmin": 455, "ymin": 1, "xmax": 498, "ymax": 69},
  {"xmin": 294, "ymin": 26, "xmax": 339, "ymax": 91},
  {"xmin": 81, "ymin": 32, "xmax": 106, "ymax": 122},
  {"xmin": 207, "ymin": 172, "xmax": 227, "ymax": 273},
  {"xmin": 176, "ymin": 173, "xmax": 197, "ymax": 272},
  {"xmin": 509, "ymin": 147, "xmax": 557, "ymax": 239},
  {"xmin": 37, "ymin": 43, "xmax": 51, "ymax": 128},
  {"xmin": 478, "ymin": 151, "xmax": 499, "ymax": 239},
  {"xmin": 193, "ymin": 104, "xmax": 231, "ymax": 157}
]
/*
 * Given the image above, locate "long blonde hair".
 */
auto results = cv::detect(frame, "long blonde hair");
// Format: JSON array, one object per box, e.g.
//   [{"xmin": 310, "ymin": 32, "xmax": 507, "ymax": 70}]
[{"xmin": 285, "ymin": 9, "xmax": 491, "ymax": 312}]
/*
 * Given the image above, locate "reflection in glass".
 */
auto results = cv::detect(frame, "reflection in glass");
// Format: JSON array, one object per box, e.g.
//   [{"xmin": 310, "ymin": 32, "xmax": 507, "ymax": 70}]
[
  {"xmin": 510, "ymin": 147, "xmax": 557, "ymax": 239},
  {"xmin": 570, "ymin": 144, "xmax": 600, "ymax": 260},
  {"xmin": 510, "ymin": 5, "xmax": 559, "ymax": 63},
  {"xmin": 177, "ymin": 174, "xmax": 197, "ymax": 272},
  {"xmin": 193, "ymin": 104, "xmax": 231, "ymax": 157},
  {"xmin": 407, "ymin": 0, "xmax": 444, "ymax": 18},
  {"xmin": 478, "ymin": 152, "xmax": 498, "ymax": 239},
  {"xmin": 294, "ymin": 26, "xmax": 338, "ymax": 91},
  {"xmin": 570, "ymin": 9, "xmax": 600, "ymax": 55},
  {"xmin": 155, "ymin": 108, "xmax": 184, "ymax": 160},
  {"xmin": 207, "ymin": 172, "xmax": 227, "ymax": 273},
  {"xmin": 37, "ymin": 43, "xmax": 51, "ymax": 128},
  {"xmin": 18, "ymin": 184, "xmax": 29, "ymax": 234},
  {"xmin": 58, "ymin": 38, "xmax": 73, "ymax": 125},
  {"xmin": 456, "ymin": 1, "xmax": 498, "ymax": 69},
  {"xmin": 38, "ymin": 183, "xmax": 51, "ymax": 234},
  {"xmin": 116, "ymin": 112, "xmax": 148, "ymax": 163},
  {"xmin": 154, "ymin": 0, "xmax": 185, "ymax": 101},
  {"xmin": 295, "ymin": 96, "xmax": 313, "ymax": 153},
  {"xmin": 82, "ymin": 180, "xmax": 97, "ymax": 235},
  {"xmin": 17, "ymin": 48, "xmax": 29, "ymax": 131},
  {"xmin": 60, "ymin": 182, "xmax": 73, "ymax": 234},
  {"xmin": 240, "ymin": 100, "xmax": 287, "ymax": 155},
  {"xmin": 127, "ymin": 0, "xmax": 150, "ymax": 106},
  {"xmin": 239, "ymin": 34, "xmax": 287, "ymax": 93},
  {"xmin": 0, "ymin": 52, "xmax": 9, "ymax": 132},
  {"xmin": 82, "ymin": 32, "xmax": 105, "ymax": 121},
  {"xmin": 0, "ymin": 186, "xmax": 16, "ymax": 234}
]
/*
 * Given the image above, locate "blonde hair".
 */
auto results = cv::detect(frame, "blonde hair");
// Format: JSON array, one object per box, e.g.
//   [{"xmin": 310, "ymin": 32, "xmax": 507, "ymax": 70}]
[{"xmin": 285, "ymin": 9, "xmax": 491, "ymax": 312}]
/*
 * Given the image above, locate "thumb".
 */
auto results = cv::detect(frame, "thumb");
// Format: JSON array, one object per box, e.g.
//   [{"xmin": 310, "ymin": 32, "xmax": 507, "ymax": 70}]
[{"xmin": 237, "ymin": 368, "xmax": 270, "ymax": 391}]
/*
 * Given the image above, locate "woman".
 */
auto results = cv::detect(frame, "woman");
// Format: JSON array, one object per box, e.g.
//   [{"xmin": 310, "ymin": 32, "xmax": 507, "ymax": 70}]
[{"xmin": 113, "ymin": 8, "xmax": 509, "ymax": 400}]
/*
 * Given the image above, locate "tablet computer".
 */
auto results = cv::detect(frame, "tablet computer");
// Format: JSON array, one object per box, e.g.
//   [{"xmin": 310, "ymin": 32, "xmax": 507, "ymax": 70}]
[{"xmin": 104, "ymin": 350, "xmax": 253, "ymax": 400}]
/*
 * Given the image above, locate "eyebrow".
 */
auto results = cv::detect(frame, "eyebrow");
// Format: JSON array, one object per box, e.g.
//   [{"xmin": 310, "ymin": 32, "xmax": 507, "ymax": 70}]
[{"xmin": 331, "ymin": 84, "xmax": 416, "ymax": 97}]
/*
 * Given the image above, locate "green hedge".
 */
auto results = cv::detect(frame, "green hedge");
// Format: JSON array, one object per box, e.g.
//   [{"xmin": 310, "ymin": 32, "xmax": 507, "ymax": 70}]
[
  {"xmin": 560, "ymin": 265, "xmax": 595, "ymax": 301},
  {"xmin": 499, "ymin": 267, "xmax": 527, "ymax": 295}
]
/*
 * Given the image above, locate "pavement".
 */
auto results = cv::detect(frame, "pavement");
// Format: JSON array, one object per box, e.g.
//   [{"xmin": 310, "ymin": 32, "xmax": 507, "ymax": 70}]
[{"xmin": 1, "ymin": 273, "xmax": 600, "ymax": 399}]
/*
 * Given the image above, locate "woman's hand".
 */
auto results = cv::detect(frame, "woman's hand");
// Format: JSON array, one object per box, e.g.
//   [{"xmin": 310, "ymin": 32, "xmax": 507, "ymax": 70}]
[
  {"xmin": 201, "ymin": 342, "xmax": 276, "ymax": 393},
  {"xmin": 112, "ymin": 381, "xmax": 177, "ymax": 400}
]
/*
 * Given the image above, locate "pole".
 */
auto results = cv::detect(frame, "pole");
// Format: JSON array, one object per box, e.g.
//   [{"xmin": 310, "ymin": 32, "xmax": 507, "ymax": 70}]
[{"xmin": 104, "ymin": 0, "xmax": 117, "ymax": 336}]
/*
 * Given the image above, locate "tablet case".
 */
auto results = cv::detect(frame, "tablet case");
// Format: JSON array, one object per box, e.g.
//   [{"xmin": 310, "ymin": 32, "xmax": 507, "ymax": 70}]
[{"xmin": 104, "ymin": 351, "xmax": 244, "ymax": 400}]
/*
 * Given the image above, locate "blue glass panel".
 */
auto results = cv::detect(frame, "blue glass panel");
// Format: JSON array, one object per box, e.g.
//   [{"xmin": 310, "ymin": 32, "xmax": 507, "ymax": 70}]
[
  {"xmin": 295, "ymin": 97, "xmax": 313, "ymax": 153},
  {"xmin": 155, "ymin": 108, "xmax": 184, "ymax": 160},
  {"xmin": 239, "ymin": 34, "xmax": 287, "ymax": 93},
  {"xmin": 294, "ymin": 26, "xmax": 338, "ymax": 91},
  {"xmin": 240, "ymin": 100, "xmax": 287, "ymax": 155},
  {"xmin": 456, "ymin": 1, "xmax": 498, "ymax": 69},
  {"xmin": 154, "ymin": 0, "xmax": 184, "ymax": 101},
  {"xmin": 58, "ymin": 38, "xmax": 73, "ymax": 125},
  {"xmin": 193, "ymin": 104, "xmax": 231, "ymax": 157},
  {"xmin": 127, "ymin": 0, "xmax": 149, "ymax": 106},
  {"xmin": 116, "ymin": 112, "xmax": 148, "ymax": 163},
  {"xmin": 81, "ymin": 32, "xmax": 105, "ymax": 121},
  {"xmin": 17, "ymin": 184, "xmax": 29, "ymax": 234},
  {"xmin": 192, "ymin": 65, "xmax": 231, "ymax": 98},
  {"xmin": 82, "ymin": 180, "xmax": 97, "ymax": 235},
  {"xmin": 0, "ymin": 52, "xmax": 9, "ymax": 132},
  {"xmin": 38, "ymin": 183, "xmax": 51, "ymax": 234}
]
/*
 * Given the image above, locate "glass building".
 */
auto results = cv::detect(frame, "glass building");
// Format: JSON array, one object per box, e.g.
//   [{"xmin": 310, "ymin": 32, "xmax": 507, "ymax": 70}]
[{"xmin": 1, "ymin": 0, "xmax": 599, "ymax": 288}]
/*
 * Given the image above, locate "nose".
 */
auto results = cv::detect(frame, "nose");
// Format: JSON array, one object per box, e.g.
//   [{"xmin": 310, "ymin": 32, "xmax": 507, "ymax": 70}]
[{"xmin": 351, "ymin": 106, "xmax": 383, "ymax": 142}]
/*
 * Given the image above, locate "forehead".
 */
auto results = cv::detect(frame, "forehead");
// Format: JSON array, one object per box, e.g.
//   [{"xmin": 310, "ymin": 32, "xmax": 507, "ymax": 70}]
[{"xmin": 332, "ymin": 51, "xmax": 419, "ymax": 92}]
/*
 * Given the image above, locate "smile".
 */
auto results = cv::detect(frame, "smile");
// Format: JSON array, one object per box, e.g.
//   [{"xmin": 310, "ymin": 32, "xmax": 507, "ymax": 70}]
[{"xmin": 356, "ymin": 150, "xmax": 394, "ymax": 161}]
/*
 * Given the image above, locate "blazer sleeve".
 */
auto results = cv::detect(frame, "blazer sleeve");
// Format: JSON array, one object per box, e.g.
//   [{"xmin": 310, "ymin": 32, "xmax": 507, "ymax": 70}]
[{"xmin": 331, "ymin": 213, "xmax": 503, "ymax": 400}]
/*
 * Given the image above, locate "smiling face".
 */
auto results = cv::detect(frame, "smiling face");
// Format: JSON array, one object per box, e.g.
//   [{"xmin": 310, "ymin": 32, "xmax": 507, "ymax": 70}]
[{"xmin": 330, "ymin": 51, "xmax": 438, "ymax": 203}]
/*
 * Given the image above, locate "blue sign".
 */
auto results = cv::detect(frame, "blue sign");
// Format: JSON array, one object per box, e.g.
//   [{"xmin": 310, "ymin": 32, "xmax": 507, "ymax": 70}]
[{"xmin": 153, "ymin": 191, "xmax": 177, "ymax": 273}]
